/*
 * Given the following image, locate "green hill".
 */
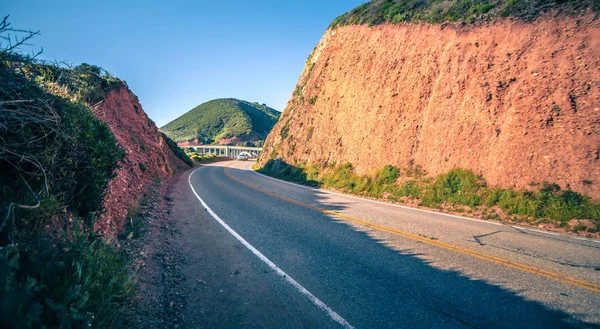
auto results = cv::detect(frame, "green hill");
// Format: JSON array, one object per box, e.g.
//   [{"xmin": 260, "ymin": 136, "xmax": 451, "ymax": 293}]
[
  {"xmin": 330, "ymin": 0, "xmax": 599, "ymax": 28},
  {"xmin": 161, "ymin": 98, "xmax": 280, "ymax": 145}
]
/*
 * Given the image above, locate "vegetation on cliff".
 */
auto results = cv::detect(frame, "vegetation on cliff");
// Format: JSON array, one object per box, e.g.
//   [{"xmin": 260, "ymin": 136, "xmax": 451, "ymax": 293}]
[
  {"xmin": 263, "ymin": 6, "xmax": 599, "ymax": 200},
  {"xmin": 0, "ymin": 18, "xmax": 133, "ymax": 328},
  {"xmin": 161, "ymin": 132, "xmax": 194, "ymax": 167},
  {"xmin": 161, "ymin": 98, "xmax": 280, "ymax": 145},
  {"xmin": 330, "ymin": 0, "xmax": 600, "ymax": 28},
  {"xmin": 258, "ymin": 160, "xmax": 600, "ymax": 234}
]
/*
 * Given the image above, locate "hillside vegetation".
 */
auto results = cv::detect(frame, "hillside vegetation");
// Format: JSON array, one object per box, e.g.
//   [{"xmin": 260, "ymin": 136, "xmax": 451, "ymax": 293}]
[
  {"xmin": 330, "ymin": 0, "xmax": 599, "ymax": 28},
  {"xmin": 259, "ymin": 160, "xmax": 600, "ymax": 234},
  {"xmin": 0, "ymin": 20, "xmax": 136, "ymax": 328},
  {"xmin": 161, "ymin": 98, "xmax": 280, "ymax": 145}
]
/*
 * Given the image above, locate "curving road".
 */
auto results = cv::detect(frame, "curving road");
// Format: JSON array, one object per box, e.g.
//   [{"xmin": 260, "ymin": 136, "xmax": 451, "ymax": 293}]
[{"xmin": 174, "ymin": 160, "xmax": 600, "ymax": 329}]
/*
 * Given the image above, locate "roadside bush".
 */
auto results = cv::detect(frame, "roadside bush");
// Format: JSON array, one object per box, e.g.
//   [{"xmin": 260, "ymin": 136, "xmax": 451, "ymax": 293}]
[
  {"xmin": 497, "ymin": 190, "xmax": 539, "ymax": 217},
  {"xmin": 257, "ymin": 160, "xmax": 600, "ymax": 228},
  {"xmin": 0, "ymin": 220, "xmax": 133, "ymax": 328},
  {"xmin": 304, "ymin": 164, "xmax": 320, "ymax": 182},
  {"xmin": 493, "ymin": 183, "xmax": 597, "ymax": 222},
  {"xmin": 422, "ymin": 168, "xmax": 485, "ymax": 207},
  {"xmin": 321, "ymin": 163, "xmax": 360, "ymax": 189},
  {"xmin": 395, "ymin": 180, "xmax": 422, "ymax": 199},
  {"xmin": 374, "ymin": 165, "xmax": 400, "ymax": 185}
]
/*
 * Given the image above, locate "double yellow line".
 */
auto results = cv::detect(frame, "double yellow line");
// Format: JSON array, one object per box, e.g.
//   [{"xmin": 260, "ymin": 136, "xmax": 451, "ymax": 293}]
[{"xmin": 223, "ymin": 166, "xmax": 600, "ymax": 293}]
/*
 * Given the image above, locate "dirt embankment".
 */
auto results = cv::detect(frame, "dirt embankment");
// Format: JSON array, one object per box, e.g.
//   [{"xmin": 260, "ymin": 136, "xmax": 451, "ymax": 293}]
[
  {"xmin": 93, "ymin": 86, "xmax": 189, "ymax": 235},
  {"xmin": 261, "ymin": 13, "xmax": 600, "ymax": 199}
]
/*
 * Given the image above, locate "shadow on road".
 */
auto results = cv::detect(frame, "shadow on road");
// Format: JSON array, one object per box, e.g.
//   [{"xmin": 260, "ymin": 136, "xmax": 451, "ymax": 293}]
[{"xmin": 211, "ymin": 165, "xmax": 599, "ymax": 328}]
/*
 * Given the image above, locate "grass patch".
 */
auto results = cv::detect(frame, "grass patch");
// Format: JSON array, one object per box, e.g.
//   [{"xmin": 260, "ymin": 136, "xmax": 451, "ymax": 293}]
[{"xmin": 256, "ymin": 160, "xmax": 600, "ymax": 229}]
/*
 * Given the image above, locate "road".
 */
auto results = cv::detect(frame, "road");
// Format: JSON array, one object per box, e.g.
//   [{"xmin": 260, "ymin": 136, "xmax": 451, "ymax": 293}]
[{"xmin": 174, "ymin": 160, "xmax": 600, "ymax": 328}]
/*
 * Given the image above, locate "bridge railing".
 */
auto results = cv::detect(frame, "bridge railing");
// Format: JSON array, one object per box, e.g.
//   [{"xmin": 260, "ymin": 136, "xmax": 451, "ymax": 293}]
[{"xmin": 187, "ymin": 145, "xmax": 262, "ymax": 158}]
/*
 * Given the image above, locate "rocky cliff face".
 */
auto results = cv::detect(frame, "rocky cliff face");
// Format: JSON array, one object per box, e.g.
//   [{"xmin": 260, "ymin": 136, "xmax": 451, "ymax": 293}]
[
  {"xmin": 260, "ymin": 13, "xmax": 600, "ymax": 199},
  {"xmin": 94, "ymin": 86, "xmax": 189, "ymax": 235}
]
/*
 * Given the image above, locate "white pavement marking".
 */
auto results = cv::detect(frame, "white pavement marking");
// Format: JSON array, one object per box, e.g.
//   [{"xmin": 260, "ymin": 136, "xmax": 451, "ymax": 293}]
[
  {"xmin": 188, "ymin": 167, "xmax": 354, "ymax": 329},
  {"xmin": 250, "ymin": 169, "xmax": 600, "ymax": 245},
  {"xmin": 511, "ymin": 226, "xmax": 560, "ymax": 236},
  {"xmin": 251, "ymin": 170, "xmax": 501, "ymax": 226},
  {"xmin": 510, "ymin": 226, "xmax": 600, "ymax": 244}
]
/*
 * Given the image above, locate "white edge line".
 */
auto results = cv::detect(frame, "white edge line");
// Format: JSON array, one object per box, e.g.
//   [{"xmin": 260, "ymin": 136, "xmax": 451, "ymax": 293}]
[
  {"xmin": 251, "ymin": 169, "xmax": 501, "ymax": 226},
  {"xmin": 188, "ymin": 168, "xmax": 354, "ymax": 329},
  {"xmin": 251, "ymin": 168, "xmax": 600, "ymax": 245},
  {"xmin": 510, "ymin": 226, "xmax": 600, "ymax": 244},
  {"xmin": 511, "ymin": 226, "xmax": 560, "ymax": 236}
]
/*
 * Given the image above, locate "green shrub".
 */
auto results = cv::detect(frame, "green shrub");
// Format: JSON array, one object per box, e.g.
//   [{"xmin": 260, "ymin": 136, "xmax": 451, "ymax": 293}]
[
  {"xmin": 422, "ymin": 168, "xmax": 485, "ymax": 207},
  {"xmin": 395, "ymin": 180, "xmax": 422, "ymax": 198},
  {"xmin": 374, "ymin": 165, "xmax": 400, "ymax": 185},
  {"xmin": 256, "ymin": 160, "xmax": 600, "ymax": 227},
  {"xmin": 0, "ymin": 220, "xmax": 133, "ymax": 328},
  {"xmin": 304, "ymin": 164, "xmax": 320, "ymax": 182},
  {"xmin": 321, "ymin": 163, "xmax": 358, "ymax": 189},
  {"xmin": 497, "ymin": 190, "xmax": 539, "ymax": 217}
]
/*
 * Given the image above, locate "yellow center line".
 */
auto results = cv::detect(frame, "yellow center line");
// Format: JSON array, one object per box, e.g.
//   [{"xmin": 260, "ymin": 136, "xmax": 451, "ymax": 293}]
[{"xmin": 222, "ymin": 166, "xmax": 600, "ymax": 293}]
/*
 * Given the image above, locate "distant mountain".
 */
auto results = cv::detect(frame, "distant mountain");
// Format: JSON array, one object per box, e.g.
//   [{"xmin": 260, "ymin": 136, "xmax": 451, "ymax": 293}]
[{"xmin": 161, "ymin": 98, "xmax": 280, "ymax": 145}]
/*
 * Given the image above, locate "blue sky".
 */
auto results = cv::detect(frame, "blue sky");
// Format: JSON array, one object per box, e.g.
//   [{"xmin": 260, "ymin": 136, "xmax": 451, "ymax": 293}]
[{"xmin": 3, "ymin": 0, "xmax": 364, "ymax": 126}]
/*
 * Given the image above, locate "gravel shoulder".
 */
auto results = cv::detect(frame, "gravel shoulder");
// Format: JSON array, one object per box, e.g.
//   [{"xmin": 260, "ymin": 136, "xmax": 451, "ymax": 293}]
[
  {"xmin": 126, "ymin": 165, "xmax": 336, "ymax": 328},
  {"xmin": 122, "ymin": 173, "xmax": 187, "ymax": 329}
]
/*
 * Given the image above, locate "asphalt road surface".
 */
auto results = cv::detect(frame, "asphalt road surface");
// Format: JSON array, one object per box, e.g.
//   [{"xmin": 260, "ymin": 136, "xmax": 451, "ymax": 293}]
[{"xmin": 177, "ymin": 160, "xmax": 600, "ymax": 329}]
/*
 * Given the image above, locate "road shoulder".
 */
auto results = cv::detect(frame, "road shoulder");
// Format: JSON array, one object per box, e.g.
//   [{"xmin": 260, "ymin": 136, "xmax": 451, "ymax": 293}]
[{"xmin": 168, "ymin": 165, "xmax": 337, "ymax": 328}]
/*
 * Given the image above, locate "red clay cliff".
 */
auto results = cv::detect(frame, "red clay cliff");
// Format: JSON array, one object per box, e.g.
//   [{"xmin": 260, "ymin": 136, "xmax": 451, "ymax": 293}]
[
  {"xmin": 93, "ymin": 86, "xmax": 189, "ymax": 235},
  {"xmin": 260, "ymin": 13, "xmax": 600, "ymax": 199}
]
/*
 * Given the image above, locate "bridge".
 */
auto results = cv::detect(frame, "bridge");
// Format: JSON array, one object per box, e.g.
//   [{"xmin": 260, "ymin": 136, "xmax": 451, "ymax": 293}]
[{"xmin": 188, "ymin": 145, "xmax": 262, "ymax": 158}]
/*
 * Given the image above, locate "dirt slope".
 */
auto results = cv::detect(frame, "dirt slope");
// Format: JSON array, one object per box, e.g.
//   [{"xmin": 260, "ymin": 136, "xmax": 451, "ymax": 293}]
[
  {"xmin": 93, "ymin": 86, "xmax": 190, "ymax": 235},
  {"xmin": 260, "ymin": 13, "xmax": 600, "ymax": 199}
]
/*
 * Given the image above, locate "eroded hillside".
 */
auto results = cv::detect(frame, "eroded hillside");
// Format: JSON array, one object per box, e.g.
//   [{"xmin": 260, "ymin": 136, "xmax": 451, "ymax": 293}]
[
  {"xmin": 94, "ymin": 86, "xmax": 191, "ymax": 235},
  {"xmin": 260, "ymin": 12, "xmax": 600, "ymax": 199}
]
